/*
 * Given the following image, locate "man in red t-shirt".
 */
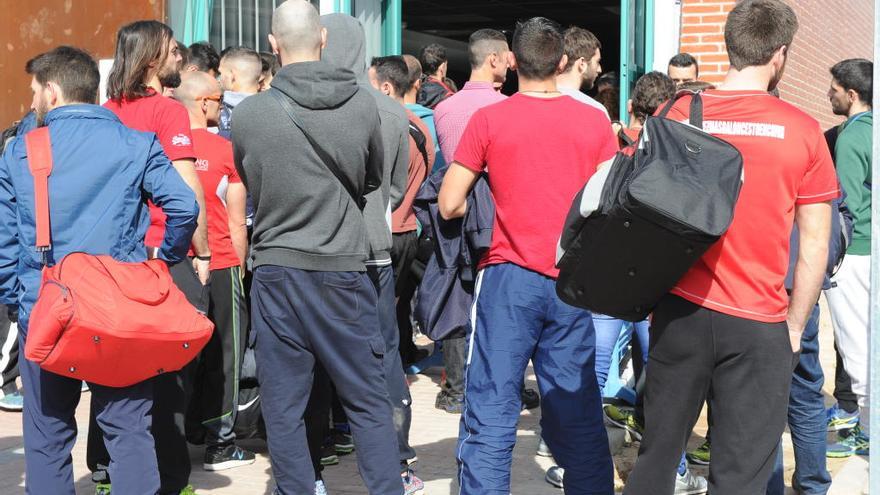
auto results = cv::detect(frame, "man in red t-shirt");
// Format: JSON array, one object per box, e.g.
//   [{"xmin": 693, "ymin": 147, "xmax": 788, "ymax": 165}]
[
  {"xmin": 174, "ymin": 71, "xmax": 255, "ymax": 472},
  {"xmin": 439, "ymin": 18, "xmax": 617, "ymax": 494},
  {"xmin": 624, "ymin": 2, "xmax": 838, "ymax": 494},
  {"xmin": 88, "ymin": 20, "xmax": 212, "ymax": 495}
]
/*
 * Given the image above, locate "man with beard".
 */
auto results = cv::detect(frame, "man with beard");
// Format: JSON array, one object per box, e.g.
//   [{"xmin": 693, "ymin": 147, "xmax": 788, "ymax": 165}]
[
  {"xmin": 556, "ymin": 27, "xmax": 609, "ymax": 118},
  {"xmin": 0, "ymin": 45, "xmax": 198, "ymax": 495},
  {"xmin": 88, "ymin": 20, "xmax": 212, "ymax": 495},
  {"xmin": 624, "ymin": 1, "xmax": 838, "ymax": 493}
]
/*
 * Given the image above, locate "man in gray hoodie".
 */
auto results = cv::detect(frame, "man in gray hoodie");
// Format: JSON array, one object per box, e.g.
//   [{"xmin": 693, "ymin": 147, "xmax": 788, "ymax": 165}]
[
  {"xmin": 231, "ymin": 1, "xmax": 402, "ymax": 494},
  {"xmin": 319, "ymin": 12, "xmax": 422, "ymax": 491}
]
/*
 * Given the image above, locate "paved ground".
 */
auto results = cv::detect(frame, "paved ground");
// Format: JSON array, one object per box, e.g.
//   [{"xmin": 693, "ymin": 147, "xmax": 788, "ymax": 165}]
[{"xmin": 0, "ymin": 298, "xmax": 854, "ymax": 494}]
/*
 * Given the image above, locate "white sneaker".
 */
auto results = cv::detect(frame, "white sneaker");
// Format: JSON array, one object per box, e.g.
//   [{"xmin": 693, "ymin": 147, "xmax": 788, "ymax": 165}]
[
  {"xmin": 315, "ymin": 479, "xmax": 328, "ymax": 495},
  {"xmin": 674, "ymin": 469, "xmax": 708, "ymax": 495},
  {"xmin": 545, "ymin": 466, "xmax": 564, "ymax": 488}
]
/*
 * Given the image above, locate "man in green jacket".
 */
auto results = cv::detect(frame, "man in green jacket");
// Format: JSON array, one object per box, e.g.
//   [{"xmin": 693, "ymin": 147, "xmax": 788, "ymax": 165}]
[{"xmin": 825, "ymin": 57, "xmax": 873, "ymax": 457}]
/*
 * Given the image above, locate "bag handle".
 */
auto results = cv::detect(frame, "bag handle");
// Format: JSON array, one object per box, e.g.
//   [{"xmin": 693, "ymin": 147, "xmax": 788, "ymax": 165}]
[
  {"xmin": 657, "ymin": 90, "xmax": 704, "ymax": 129},
  {"xmin": 269, "ymin": 88, "xmax": 366, "ymax": 210},
  {"xmin": 24, "ymin": 128, "xmax": 53, "ymax": 255},
  {"xmin": 93, "ymin": 256, "xmax": 172, "ymax": 305}
]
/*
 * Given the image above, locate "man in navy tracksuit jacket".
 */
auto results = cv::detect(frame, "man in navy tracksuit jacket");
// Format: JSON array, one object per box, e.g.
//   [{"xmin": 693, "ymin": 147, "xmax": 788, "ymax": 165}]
[{"xmin": 0, "ymin": 46, "xmax": 198, "ymax": 495}]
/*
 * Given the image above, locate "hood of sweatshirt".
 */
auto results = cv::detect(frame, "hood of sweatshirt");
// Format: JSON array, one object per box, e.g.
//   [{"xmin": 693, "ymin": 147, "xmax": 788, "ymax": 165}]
[
  {"xmin": 222, "ymin": 91, "xmax": 254, "ymax": 110},
  {"xmin": 321, "ymin": 14, "xmax": 368, "ymax": 82},
  {"xmin": 269, "ymin": 60, "xmax": 358, "ymax": 110}
]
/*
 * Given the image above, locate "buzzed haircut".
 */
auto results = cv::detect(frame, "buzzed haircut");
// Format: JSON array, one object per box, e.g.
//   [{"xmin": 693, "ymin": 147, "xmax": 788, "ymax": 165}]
[
  {"xmin": 261, "ymin": 51, "xmax": 281, "ymax": 76},
  {"xmin": 631, "ymin": 71, "xmax": 676, "ymax": 123},
  {"xmin": 272, "ymin": 0, "xmax": 323, "ymax": 56},
  {"xmin": 189, "ymin": 41, "xmax": 220, "ymax": 73},
  {"xmin": 468, "ymin": 29, "xmax": 507, "ymax": 70},
  {"xmin": 668, "ymin": 52, "xmax": 698, "ymax": 75},
  {"xmin": 371, "ymin": 55, "xmax": 410, "ymax": 96},
  {"xmin": 221, "ymin": 46, "xmax": 263, "ymax": 85},
  {"xmin": 419, "ymin": 43, "xmax": 448, "ymax": 76},
  {"xmin": 831, "ymin": 59, "xmax": 873, "ymax": 106},
  {"xmin": 561, "ymin": 27, "xmax": 601, "ymax": 72},
  {"xmin": 26, "ymin": 46, "xmax": 100, "ymax": 104},
  {"xmin": 512, "ymin": 17, "xmax": 564, "ymax": 81},
  {"xmin": 402, "ymin": 54, "xmax": 422, "ymax": 90},
  {"xmin": 724, "ymin": 0, "xmax": 798, "ymax": 71}
]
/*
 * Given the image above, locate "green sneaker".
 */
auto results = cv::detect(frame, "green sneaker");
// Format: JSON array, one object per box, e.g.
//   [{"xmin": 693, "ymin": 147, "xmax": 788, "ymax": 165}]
[
  {"xmin": 179, "ymin": 485, "xmax": 198, "ymax": 495},
  {"xmin": 603, "ymin": 404, "xmax": 643, "ymax": 441},
  {"xmin": 686, "ymin": 439, "xmax": 711, "ymax": 466},
  {"xmin": 827, "ymin": 425, "xmax": 869, "ymax": 458},
  {"xmin": 95, "ymin": 483, "xmax": 111, "ymax": 495}
]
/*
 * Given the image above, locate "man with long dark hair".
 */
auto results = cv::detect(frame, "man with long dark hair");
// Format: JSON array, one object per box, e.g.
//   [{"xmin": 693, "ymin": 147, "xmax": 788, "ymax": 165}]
[{"xmin": 86, "ymin": 20, "xmax": 218, "ymax": 495}]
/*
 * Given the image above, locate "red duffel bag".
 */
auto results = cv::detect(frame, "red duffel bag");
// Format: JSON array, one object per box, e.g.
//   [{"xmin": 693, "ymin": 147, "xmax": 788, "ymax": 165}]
[{"xmin": 22, "ymin": 127, "xmax": 213, "ymax": 387}]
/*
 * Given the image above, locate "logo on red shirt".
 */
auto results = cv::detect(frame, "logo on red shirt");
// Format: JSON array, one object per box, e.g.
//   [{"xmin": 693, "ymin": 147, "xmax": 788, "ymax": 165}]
[
  {"xmin": 171, "ymin": 134, "xmax": 192, "ymax": 147},
  {"xmin": 195, "ymin": 158, "xmax": 209, "ymax": 171}
]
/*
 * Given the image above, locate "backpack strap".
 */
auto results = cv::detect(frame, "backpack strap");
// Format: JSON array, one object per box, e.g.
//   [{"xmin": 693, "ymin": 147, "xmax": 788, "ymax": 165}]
[
  {"xmin": 24, "ymin": 128, "xmax": 53, "ymax": 253},
  {"xmin": 408, "ymin": 119, "xmax": 430, "ymax": 172},
  {"xmin": 657, "ymin": 90, "xmax": 704, "ymax": 129}
]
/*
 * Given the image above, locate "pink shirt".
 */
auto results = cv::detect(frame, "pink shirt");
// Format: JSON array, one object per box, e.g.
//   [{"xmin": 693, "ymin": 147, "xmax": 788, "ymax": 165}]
[{"xmin": 434, "ymin": 81, "xmax": 507, "ymax": 164}]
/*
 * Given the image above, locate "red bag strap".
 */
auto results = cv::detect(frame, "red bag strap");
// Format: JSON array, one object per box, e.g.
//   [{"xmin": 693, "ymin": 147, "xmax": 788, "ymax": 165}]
[{"xmin": 24, "ymin": 128, "xmax": 53, "ymax": 252}]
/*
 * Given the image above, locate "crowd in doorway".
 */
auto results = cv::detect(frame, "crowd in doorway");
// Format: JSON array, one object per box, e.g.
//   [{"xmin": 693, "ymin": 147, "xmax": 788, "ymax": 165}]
[{"xmin": 0, "ymin": 0, "xmax": 872, "ymax": 494}]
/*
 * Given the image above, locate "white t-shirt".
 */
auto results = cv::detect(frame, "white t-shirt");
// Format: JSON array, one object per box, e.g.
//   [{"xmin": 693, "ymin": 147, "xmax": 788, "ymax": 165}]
[{"xmin": 559, "ymin": 88, "xmax": 610, "ymax": 119}]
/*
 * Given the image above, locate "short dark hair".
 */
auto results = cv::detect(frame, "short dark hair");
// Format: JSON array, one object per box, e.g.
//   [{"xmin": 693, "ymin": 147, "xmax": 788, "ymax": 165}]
[
  {"xmin": 631, "ymin": 71, "xmax": 676, "ymax": 123},
  {"xmin": 402, "ymin": 54, "xmax": 422, "ymax": 90},
  {"xmin": 668, "ymin": 52, "xmax": 698, "ymax": 75},
  {"xmin": 260, "ymin": 51, "xmax": 280, "ymax": 77},
  {"xmin": 371, "ymin": 56, "xmax": 411, "ymax": 97},
  {"xmin": 419, "ymin": 43, "xmax": 448, "ymax": 76},
  {"xmin": 512, "ymin": 17, "xmax": 564, "ymax": 80},
  {"xmin": 189, "ymin": 41, "xmax": 220, "ymax": 73},
  {"xmin": 562, "ymin": 27, "xmax": 601, "ymax": 72},
  {"xmin": 107, "ymin": 20, "xmax": 175, "ymax": 101},
  {"xmin": 26, "ymin": 46, "xmax": 100, "ymax": 104},
  {"xmin": 468, "ymin": 29, "xmax": 508, "ymax": 70},
  {"xmin": 725, "ymin": 0, "xmax": 798, "ymax": 71},
  {"xmin": 831, "ymin": 59, "xmax": 873, "ymax": 106}
]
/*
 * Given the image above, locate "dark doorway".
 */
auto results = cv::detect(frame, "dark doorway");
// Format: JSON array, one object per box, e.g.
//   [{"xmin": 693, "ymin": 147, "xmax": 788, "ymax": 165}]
[{"xmin": 402, "ymin": 0, "xmax": 620, "ymax": 94}]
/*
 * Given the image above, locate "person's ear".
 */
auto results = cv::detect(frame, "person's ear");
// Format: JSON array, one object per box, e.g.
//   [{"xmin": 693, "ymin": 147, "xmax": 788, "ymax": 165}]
[
  {"xmin": 320, "ymin": 27, "xmax": 328, "ymax": 50},
  {"xmin": 269, "ymin": 34, "xmax": 280, "ymax": 58},
  {"xmin": 627, "ymin": 99, "xmax": 633, "ymax": 115},
  {"xmin": 557, "ymin": 54, "xmax": 569, "ymax": 74},
  {"xmin": 381, "ymin": 81, "xmax": 393, "ymax": 97},
  {"xmin": 509, "ymin": 52, "xmax": 518, "ymax": 72},
  {"xmin": 46, "ymin": 81, "xmax": 61, "ymax": 107}
]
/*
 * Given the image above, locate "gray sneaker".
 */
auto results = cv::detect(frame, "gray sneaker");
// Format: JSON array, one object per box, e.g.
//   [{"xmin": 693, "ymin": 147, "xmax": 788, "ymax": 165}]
[
  {"xmin": 674, "ymin": 469, "xmax": 708, "ymax": 495},
  {"xmin": 536, "ymin": 438, "xmax": 552, "ymax": 457},
  {"xmin": 545, "ymin": 466, "xmax": 564, "ymax": 488}
]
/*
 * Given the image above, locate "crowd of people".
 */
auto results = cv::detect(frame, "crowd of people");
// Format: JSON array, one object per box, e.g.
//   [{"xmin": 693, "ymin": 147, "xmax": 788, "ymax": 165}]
[{"xmin": 0, "ymin": 0, "xmax": 873, "ymax": 494}]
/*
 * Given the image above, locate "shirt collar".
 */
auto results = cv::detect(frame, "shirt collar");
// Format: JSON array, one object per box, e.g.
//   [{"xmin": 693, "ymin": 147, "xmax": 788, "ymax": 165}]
[{"xmin": 462, "ymin": 81, "xmax": 496, "ymax": 91}]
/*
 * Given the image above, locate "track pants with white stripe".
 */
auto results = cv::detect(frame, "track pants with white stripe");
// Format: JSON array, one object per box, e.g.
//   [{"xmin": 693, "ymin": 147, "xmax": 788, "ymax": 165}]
[
  {"xmin": 457, "ymin": 263, "xmax": 613, "ymax": 494},
  {"xmin": 0, "ymin": 305, "xmax": 18, "ymax": 396}
]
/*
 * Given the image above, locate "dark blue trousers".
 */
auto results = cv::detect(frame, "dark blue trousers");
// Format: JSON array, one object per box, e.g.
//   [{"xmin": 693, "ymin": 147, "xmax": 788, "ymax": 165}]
[
  {"xmin": 19, "ymin": 341, "xmax": 158, "ymax": 494},
  {"xmin": 367, "ymin": 265, "xmax": 416, "ymax": 463},
  {"xmin": 251, "ymin": 265, "xmax": 403, "ymax": 495},
  {"xmin": 457, "ymin": 263, "xmax": 613, "ymax": 494},
  {"xmin": 766, "ymin": 304, "xmax": 831, "ymax": 495}
]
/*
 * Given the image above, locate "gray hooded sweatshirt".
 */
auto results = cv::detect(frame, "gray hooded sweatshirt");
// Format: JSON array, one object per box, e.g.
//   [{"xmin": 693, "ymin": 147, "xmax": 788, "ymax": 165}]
[
  {"xmin": 322, "ymin": 13, "xmax": 410, "ymax": 265},
  {"xmin": 231, "ymin": 60, "xmax": 383, "ymax": 272}
]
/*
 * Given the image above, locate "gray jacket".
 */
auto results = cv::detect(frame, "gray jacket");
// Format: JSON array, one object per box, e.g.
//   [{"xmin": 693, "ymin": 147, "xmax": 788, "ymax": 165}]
[
  {"xmin": 232, "ymin": 60, "xmax": 383, "ymax": 272},
  {"xmin": 322, "ymin": 13, "xmax": 409, "ymax": 265}
]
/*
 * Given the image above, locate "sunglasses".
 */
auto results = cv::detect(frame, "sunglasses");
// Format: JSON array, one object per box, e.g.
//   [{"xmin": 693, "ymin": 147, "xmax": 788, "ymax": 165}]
[{"xmin": 198, "ymin": 94, "xmax": 223, "ymax": 103}]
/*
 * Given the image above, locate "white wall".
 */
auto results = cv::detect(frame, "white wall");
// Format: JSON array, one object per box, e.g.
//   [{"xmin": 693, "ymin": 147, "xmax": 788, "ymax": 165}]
[{"xmin": 652, "ymin": 0, "xmax": 682, "ymax": 72}]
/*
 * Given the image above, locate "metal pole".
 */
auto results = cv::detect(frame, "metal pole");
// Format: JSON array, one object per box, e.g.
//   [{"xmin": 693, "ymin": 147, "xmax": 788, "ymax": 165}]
[
  {"xmin": 870, "ymin": 0, "xmax": 880, "ymax": 492},
  {"xmin": 254, "ymin": 0, "xmax": 259, "ymax": 50}
]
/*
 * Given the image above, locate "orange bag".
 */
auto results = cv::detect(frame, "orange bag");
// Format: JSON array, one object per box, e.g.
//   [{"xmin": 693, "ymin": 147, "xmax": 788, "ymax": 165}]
[{"xmin": 22, "ymin": 127, "xmax": 213, "ymax": 387}]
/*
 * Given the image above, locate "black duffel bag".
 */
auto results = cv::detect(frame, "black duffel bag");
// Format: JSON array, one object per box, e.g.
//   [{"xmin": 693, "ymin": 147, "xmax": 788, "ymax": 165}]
[{"xmin": 556, "ymin": 91, "xmax": 744, "ymax": 321}]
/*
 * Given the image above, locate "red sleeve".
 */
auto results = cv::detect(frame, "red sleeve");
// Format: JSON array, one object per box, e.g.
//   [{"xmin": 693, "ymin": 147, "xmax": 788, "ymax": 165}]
[
  {"xmin": 453, "ymin": 110, "xmax": 490, "ymax": 173},
  {"xmin": 796, "ymin": 127, "xmax": 840, "ymax": 204},
  {"xmin": 596, "ymin": 118, "xmax": 619, "ymax": 164},
  {"xmin": 156, "ymin": 98, "xmax": 195, "ymax": 161},
  {"xmin": 225, "ymin": 141, "xmax": 242, "ymax": 183}
]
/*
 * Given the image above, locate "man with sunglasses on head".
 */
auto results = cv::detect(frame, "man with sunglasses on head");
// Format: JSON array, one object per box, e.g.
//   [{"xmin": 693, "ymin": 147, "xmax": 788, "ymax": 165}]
[
  {"xmin": 218, "ymin": 46, "xmax": 263, "ymax": 140},
  {"xmin": 173, "ymin": 72, "xmax": 254, "ymax": 472}
]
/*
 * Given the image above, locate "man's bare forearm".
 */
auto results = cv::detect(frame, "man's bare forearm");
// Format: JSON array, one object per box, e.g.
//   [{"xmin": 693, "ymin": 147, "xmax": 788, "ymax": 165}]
[{"xmin": 172, "ymin": 159, "xmax": 210, "ymax": 256}]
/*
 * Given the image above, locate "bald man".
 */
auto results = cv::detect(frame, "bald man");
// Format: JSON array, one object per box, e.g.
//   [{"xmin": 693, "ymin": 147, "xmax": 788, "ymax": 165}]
[
  {"xmin": 173, "ymin": 73, "xmax": 254, "ymax": 472},
  {"xmin": 230, "ymin": 1, "xmax": 402, "ymax": 494},
  {"xmin": 218, "ymin": 46, "xmax": 263, "ymax": 138}
]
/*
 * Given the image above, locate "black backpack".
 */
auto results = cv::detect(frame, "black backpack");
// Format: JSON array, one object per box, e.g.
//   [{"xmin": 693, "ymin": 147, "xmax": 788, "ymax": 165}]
[{"xmin": 556, "ymin": 92, "xmax": 744, "ymax": 321}]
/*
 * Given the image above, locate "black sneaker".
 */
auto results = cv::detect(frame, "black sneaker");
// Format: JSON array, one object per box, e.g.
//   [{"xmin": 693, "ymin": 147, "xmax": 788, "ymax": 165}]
[
  {"xmin": 203, "ymin": 444, "xmax": 256, "ymax": 471},
  {"xmin": 333, "ymin": 429, "xmax": 354, "ymax": 455},
  {"xmin": 435, "ymin": 392, "xmax": 463, "ymax": 414},
  {"xmin": 521, "ymin": 388, "xmax": 540, "ymax": 410},
  {"xmin": 321, "ymin": 441, "xmax": 339, "ymax": 466}
]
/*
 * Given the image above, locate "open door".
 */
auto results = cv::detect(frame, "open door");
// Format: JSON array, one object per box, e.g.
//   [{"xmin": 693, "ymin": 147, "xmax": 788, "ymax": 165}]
[{"xmin": 619, "ymin": 0, "xmax": 654, "ymax": 125}]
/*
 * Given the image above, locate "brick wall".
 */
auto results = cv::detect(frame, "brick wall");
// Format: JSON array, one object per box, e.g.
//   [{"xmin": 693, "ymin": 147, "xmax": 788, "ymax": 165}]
[{"xmin": 678, "ymin": 0, "xmax": 874, "ymax": 129}]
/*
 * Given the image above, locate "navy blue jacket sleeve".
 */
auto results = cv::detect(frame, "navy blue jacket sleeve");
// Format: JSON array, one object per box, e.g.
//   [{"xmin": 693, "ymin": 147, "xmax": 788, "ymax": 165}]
[
  {"xmin": 141, "ymin": 136, "xmax": 199, "ymax": 263},
  {"xmin": 0, "ymin": 145, "xmax": 20, "ymax": 307}
]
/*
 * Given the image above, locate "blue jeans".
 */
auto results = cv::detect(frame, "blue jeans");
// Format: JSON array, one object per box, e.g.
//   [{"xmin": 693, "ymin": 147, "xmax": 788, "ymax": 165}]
[
  {"xmin": 593, "ymin": 314, "xmax": 649, "ymax": 392},
  {"xmin": 766, "ymin": 304, "xmax": 830, "ymax": 495},
  {"xmin": 458, "ymin": 263, "xmax": 613, "ymax": 494}
]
